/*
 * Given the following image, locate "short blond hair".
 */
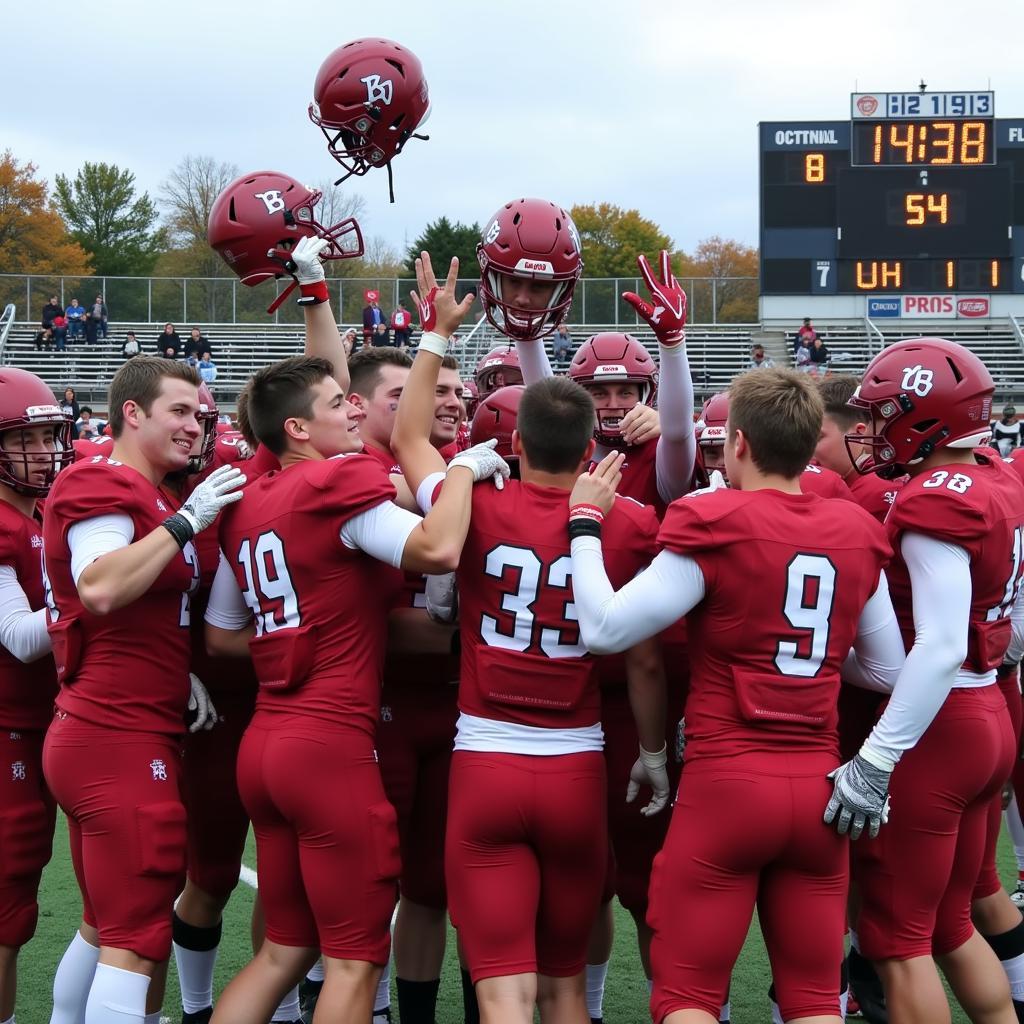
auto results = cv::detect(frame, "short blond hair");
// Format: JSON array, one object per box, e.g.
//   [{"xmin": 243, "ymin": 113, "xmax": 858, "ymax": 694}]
[{"xmin": 727, "ymin": 368, "xmax": 823, "ymax": 478}]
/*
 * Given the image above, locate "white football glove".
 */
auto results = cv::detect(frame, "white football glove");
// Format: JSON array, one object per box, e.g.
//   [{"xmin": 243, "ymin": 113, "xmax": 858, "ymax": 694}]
[
  {"xmin": 425, "ymin": 572, "xmax": 459, "ymax": 624},
  {"xmin": 178, "ymin": 464, "xmax": 246, "ymax": 534},
  {"xmin": 187, "ymin": 673, "xmax": 219, "ymax": 732},
  {"xmin": 626, "ymin": 742, "xmax": 670, "ymax": 816},
  {"xmin": 447, "ymin": 438, "xmax": 511, "ymax": 491},
  {"xmin": 289, "ymin": 235, "xmax": 329, "ymax": 286},
  {"xmin": 824, "ymin": 751, "xmax": 893, "ymax": 840},
  {"xmin": 687, "ymin": 469, "xmax": 728, "ymax": 498}
]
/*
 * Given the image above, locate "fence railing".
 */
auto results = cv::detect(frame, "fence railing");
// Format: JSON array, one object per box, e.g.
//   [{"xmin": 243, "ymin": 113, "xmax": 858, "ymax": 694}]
[
  {"xmin": 0, "ymin": 274, "xmax": 759, "ymax": 328},
  {"xmin": 0, "ymin": 304, "xmax": 14, "ymax": 361}
]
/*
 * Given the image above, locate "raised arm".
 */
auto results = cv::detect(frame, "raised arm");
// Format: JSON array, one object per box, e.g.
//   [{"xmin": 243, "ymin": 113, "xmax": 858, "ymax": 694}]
[{"xmin": 290, "ymin": 236, "xmax": 351, "ymax": 393}]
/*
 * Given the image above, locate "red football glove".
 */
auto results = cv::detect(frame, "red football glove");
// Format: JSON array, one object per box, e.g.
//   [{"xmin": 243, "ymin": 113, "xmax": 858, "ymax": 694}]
[
  {"xmin": 413, "ymin": 286, "xmax": 439, "ymax": 334},
  {"xmin": 623, "ymin": 250, "xmax": 687, "ymax": 347}
]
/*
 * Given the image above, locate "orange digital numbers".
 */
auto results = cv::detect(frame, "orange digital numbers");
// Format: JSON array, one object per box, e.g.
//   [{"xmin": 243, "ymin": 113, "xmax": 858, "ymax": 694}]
[
  {"xmin": 992, "ymin": 260, "xmax": 1000, "ymax": 288},
  {"xmin": 962, "ymin": 122, "xmax": 985, "ymax": 163},
  {"xmin": 856, "ymin": 262, "xmax": 903, "ymax": 290},
  {"xmin": 805, "ymin": 153, "xmax": 824, "ymax": 183},
  {"xmin": 946, "ymin": 261, "xmax": 955, "ymax": 288},
  {"xmin": 890, "ymin": 124, "xmax": 915, "ymax": 163},
  {"xmin": 931, "ymin": 122, "xmax": 955, "ymax": 164},
  {"xmin": 905, "ymin": 193, "xmax": 949, "ymax": 226}
]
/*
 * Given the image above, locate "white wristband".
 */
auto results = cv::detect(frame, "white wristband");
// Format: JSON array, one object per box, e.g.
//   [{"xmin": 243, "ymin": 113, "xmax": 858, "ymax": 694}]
[
  {"xmin": 417, "ymin": 332, "xmax": 449, "ymax": 358},
  {"xmin": 638, "ymin": 742, "xmax": 668, "ymax": 769}
]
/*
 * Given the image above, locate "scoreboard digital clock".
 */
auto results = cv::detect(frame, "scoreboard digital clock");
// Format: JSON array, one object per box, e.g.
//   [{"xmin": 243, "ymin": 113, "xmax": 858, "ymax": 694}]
[{"xmin": 759, "ymin": 90, "xmax": 1024, "ymax": 298}]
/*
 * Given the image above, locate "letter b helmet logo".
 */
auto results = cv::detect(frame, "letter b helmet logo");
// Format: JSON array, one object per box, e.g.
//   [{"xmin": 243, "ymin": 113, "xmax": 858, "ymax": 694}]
[
  {"xmin": 901, "ymin": 364, "xmax": 934, "ymax": 397},
  {"xmin": 254, "ymin": 190, "xmax": 285, "ymax": 215},
  {"xmin": 360, "ymin": 74, "xmax": 394, "ymax": 106}
]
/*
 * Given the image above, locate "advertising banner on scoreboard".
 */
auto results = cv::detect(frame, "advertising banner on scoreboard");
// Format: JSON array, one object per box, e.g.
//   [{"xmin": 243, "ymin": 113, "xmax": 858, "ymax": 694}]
[{"xmin": 867, "ymin": 296, "xmax": 990, "ymax": 318}]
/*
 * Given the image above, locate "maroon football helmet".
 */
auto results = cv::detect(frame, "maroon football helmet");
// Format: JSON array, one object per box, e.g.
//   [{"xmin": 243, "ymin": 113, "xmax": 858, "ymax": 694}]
[
  {"xmin": 569, "ymin": 333, "xmax": 658, "ymax": 447},
  {"xmin": 469, "ymin": 385, "xmax": 524, "ymax": 472},
  {"xmin": 474, "ymin": 346, "xmax": 523, "ymax": 399},
  {"xmin": 477, "ymin": 198, "xmax": 583, "ymax": 341},
  {"xmin": 190, "ymin": 383, "xmax": 219, "ymax": 476},
  {"xmin": 462, "ymin": 379, "xmax": 480, "ymax": 422},
  {"xmin": 309, "ymin": 39, "xmax": 430, "ymax": 197},
  {"xmin": 208, "ymin": 171, "xmax": 363, "ymax": 309},
  {"xmin": 0, "ymin": 368, "xmax": 73, "ymax": 496},
  {"xmin": 696, "ymin": 392, "xmax": 729, "ymax": 449},
  {"xmin": 848, "ymin": 337, "xmax": 994, "ymax": 479}
]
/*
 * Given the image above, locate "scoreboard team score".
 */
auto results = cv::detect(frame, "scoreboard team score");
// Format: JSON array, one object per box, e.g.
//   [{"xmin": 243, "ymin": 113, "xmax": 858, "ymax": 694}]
[{"xmin": 759, "ymin": 90, "xmax": 1024, "ymax": 312}]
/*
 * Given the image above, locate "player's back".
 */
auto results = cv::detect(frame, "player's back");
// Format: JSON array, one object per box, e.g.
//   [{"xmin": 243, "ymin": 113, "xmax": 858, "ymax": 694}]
[
  {"xmin": 217, "ymin": 453, "xmax": 403, "ymax": 734},
  {"xmin": 457, "ymin": 479, "xmax": 658, "ymax": 731},
  {"xmin": 658, "ymin": 487, "xmax": 889, "ymax": 765},
  {"xmin": 885, "ymin": 452, "xmax": 1024, "ymax": 666}
]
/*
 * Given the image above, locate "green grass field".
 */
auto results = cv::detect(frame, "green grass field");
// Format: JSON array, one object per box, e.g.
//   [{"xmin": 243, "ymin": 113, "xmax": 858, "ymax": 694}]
[{"xmin": 14, "ymin": 815, "xmax": 1018, "ymax": 1023}]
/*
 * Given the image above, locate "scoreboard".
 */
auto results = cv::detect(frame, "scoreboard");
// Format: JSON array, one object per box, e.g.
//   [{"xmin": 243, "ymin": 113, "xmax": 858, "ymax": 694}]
[{"xmin": 759, "ymin": 91, "xmax": 1024, "ymax": 300}]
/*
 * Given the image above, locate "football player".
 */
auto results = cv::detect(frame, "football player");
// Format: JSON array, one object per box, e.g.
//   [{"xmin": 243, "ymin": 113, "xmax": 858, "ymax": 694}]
[
  {"xmin": 43, "ymin": 358, "xmax": 245, "ymax": 1024},
  {"xmin": 0, "ymin": 370, "xmax": 72, "ymax": 1024},
  {"xmin": 565, "ymin": 368, "xmax": 905, "ymax": 1024},
  {"xmin": 203, "ymin": 353, "xmax": 506, "ymax": 1024},
  {"xmin": 392, "ymin": 253, "xmax": 668, "ymax": 1024},
  {"xmin": 828, "ymin": 338, "xmax": 1023, "ymax": 1024}
]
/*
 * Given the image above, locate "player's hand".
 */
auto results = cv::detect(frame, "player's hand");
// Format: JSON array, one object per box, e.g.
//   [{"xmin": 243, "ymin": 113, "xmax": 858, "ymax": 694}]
[
  {"xmin": 687, "ymin": 469, "xmax": 728, "ymax": 498},
  {"xmin": 178, "ymin": 464, "xmax": 246, "ymax": 534},
  {"xmin": 569, "ymin": 450, "xmax": 624, "ymax": 518},
  {"xmin": 447, "ymin": 439, "xmax": 510, "ymax": 490},
  {"xmin": 410, "ymin": 251, "xmax": 475, "ymax": 338},
  {"xmin": 287, "ymin": 235, "xmax": 329, "ymax": 285},
  {"xmin": 622, "ymin": 250, "xmax": 688, "ymax": 347},
  {"xmin": 824, "ymin": 752, "xmax": 892, "ymax": 840},
  {"xmin": 626, "ymin": 742, "xmax": 670, "ymax": 816},
  {"xmin": 425, "ymin": 571, "xmax": 459, "ymax": 624},
  {"xmin": 620, "ymin": 404, "xmax": 661, "ymax": 446},
  {"xmin": 187, "ymin": 673, "xmax": 219, "ymax": 733}
]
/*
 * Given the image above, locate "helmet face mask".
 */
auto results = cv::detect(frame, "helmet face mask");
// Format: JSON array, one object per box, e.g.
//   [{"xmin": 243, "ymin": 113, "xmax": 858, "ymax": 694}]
[
  {"xmin": 477, "ymin": 199, "xmax": 583, "ymax": 342},
  {"xmin": 846, "ymin": 337, "xmax": 994, "ymax": 478},
  {"xmin": 189, "ymin": 383, "xmax": 219, "ymax": 476},
  {"xmin": 0, "ymin": 369, "xmax": 74, "ymax": 497}
]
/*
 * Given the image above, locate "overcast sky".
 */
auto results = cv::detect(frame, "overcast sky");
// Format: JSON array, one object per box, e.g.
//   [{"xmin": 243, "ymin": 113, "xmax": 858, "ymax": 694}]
[{"xmin": 5, "ymin": 0, "xmax": 1023, "ymax": 257}]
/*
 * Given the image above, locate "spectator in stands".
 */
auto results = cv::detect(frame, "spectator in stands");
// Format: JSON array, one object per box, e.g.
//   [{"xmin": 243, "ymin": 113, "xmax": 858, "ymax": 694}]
[
  {"xmin": 59, "ymin": 388, "xmax": 80, "ymax": 435},
  {"xmin": 42, "ymin": 295, "xmax": 66, "ymax": 347},
  {"xmin": 157, "ymin": 322, "xmax": 181, "ymax": 358},
  {"xmin": 184, "ymin": 326, "xmax": 213, "ymax": 360},
  {"xmin": 391, "ymin": 301, "xmax": 412, "ymax": 348},
  {"xmin": 795, "ymin": 335, "xmax": 813, "ymax": 371},
  {"xmin": 991, "ymin": 404, "xmax": 1021, "ymax": 456},
  {"xmin": 83, "ymin": 307, "xmax": 100, "ymax": 346},
  {"xmin": 74, "ymin": 406, "xmax": 106, "ymax": 439},
  {"xmin": 747, "ymin": 343, "xmax": 775, "ymax": 370},
  {"xmin": 198, "ymin": 352, "xmax": 218, "ymax": 384},
  {"xmin": 342, "ymin": 328, "xmax": 358, "ymax": 356},
  {"xmin": 808, "ymin": 335, "xmax": 830, "ymax": 376},
  {"xmin": 122, "ymin": 331, "xmax": 140, "ymax": 359},
  {"xmin": 91, "ymin": 294, "xmax": 109, "ymax": 339},
  {"xmin": 552, "ymin": 324, "xmax": 573, "ymax": 366},
  {"xmin": 65, "ymin": 298, "xmax": 86, "ymax": 341},
  {"xmin": 362, "ymin": 296, "xmax": 385, "ymax": 345},
  {"xmin": 34, "ymin": 326, "xmax": 55, "ymax": 351},
  {"xmin": 371, "ymin": 321, "xmax": 391, "ymax": 347},
  {"xmin": 794, "ymin": 316, "xmax": 817, "ymax": 354}
]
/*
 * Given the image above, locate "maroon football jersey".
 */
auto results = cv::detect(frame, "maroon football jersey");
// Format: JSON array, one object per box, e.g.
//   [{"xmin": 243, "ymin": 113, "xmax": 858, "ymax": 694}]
[
  {"xmin": 362, "ymin": 441, "xmax": 402, "ymax": 475},
  {"xmin": 43, "ymin": 457, "xmax": 200, "ymax": 734},
  {"xmin": 800, "ymin": 463, "xmax": 853, "ymax": 499},
  {"xmin": 885, "ymin": 453, "xmax": 1024, "ymax": 666},
  {"xmin": 594, "ymin": 439, "xmax": 665, "ymax": 515},
  {"xmin": 457, "ymin": 481, "xmax": 659, "ymax": 729},
  {"xmin": 0, "ymin": 500, "xmax": 57, "ymax": 729},
  {"xmin": 245, "ymin": 443, "xmax": 281, "ymax": 480},
  {"xmin": 658, "ymin": 488, "xmax": 890, "ymax": 765},
  {"xmin": 216, "ymin": 454, "xmax": 403, "ymax": 733},
  {"xmin": 844, "ymin": 467, "xmax": 903, "ymax": 525}
]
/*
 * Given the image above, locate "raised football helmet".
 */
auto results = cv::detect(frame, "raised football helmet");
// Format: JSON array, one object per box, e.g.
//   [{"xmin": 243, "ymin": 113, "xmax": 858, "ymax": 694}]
[
  {"xmin": 848, "ymin": 337, "xmax": 994, "ymax": 478},
  {"xmin": 469, "ymin": 385, "xmax": 524, "ymax": 472},
  {"xmin": 309, "ymin": 39, "xmax": 430, "ymax": 199},
  {"xmin": 569, "ymin": 332, "xmax": 658, "ymax": 447},
  {"xmin": 474, "ymin": 346, "xmax": 523, "ymax": 399},
  {"xmin": 208, "ymin": 171, "xmax": 363, "ymax": 311},
  {"xmin": 0, "ymin": 368, "xmax": 73, "ymax": 496},
  {"xmin": 477, "ymin": 198, "xmax": 582, "ymax": 341}
]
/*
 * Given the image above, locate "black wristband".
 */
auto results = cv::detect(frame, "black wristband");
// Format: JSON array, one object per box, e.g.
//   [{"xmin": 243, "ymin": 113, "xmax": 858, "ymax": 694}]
[
  {"xmin": 568, "ymin": 518, "xmax": 603, "ymax": 541},
  {"xmin": 162, "ymin": 513, "xmax": 195, "ymax": 550},
  {"xmin": 450, "ymin": 628, "xmax": 461, "ymax": 657}
]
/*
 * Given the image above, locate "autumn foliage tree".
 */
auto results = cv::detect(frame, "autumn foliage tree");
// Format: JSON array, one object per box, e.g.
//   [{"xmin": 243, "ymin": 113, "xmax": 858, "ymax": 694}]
[
  {"xmin": 676, "ymin": 236, "xmax": 759, "ymax": 322},
  {"xmin": 569, "ymin": 203, "xmax": 672, "ymax": 277},
  {"xmin": 0, "ymin": 151, "xmax": 92, "ymax": 276}
]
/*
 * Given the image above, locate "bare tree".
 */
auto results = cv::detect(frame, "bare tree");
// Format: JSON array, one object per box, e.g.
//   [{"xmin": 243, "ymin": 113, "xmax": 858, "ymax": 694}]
[
  {"xmin": 160, "ymin": 155, "xmax": 239, "ymax": 277},
  {"xmin": 313, "ymin": 179, "xmax": 367, "ymax": 234}
]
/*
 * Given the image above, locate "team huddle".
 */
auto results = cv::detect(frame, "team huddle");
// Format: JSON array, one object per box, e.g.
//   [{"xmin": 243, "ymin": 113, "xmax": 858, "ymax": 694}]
[{"xmin": 3, "ymin": 34, "xmax": 1024, "ymax": 1024}]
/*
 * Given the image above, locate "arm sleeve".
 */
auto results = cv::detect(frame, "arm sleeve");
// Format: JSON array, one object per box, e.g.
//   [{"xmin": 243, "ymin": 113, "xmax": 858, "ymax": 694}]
[
  {"xmin": 1006, "ymin": 585, "xmax": 1024, "ymax": 666},
  {"xmin": 515, "ymin": 341, "xmax": 554, "ymax": 384},
  {"xmin": 654, "ymin": 343, "xmax": 697, "ymax": 504},
  {"xmin": 67, "ymin": 514, "xmax": 135, "ymax": 586},
  {"xmin": 841, "ymin": 572, "xmax": 906, "ymax": 693},
  {"xmin": 339, "ymin": 500, "xmax": 422, "ymax": 569},
  {"xmin": 570, "ymin": 537, "xmax": 705, "ymax": 654},
  {"xmin": 416, "ymin": 471, "xmax": 446, "ymax": 515},
  {"xmin": 862, "ymin": 533, "xmax": 971, "ymax": 767},
  {"xmin": 204, "ymin": 554, "xmax": 253, "ymax": 630},
  {"xmin": 0, "ymin": 566, "xmax": 51, "ymax": 662}
]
